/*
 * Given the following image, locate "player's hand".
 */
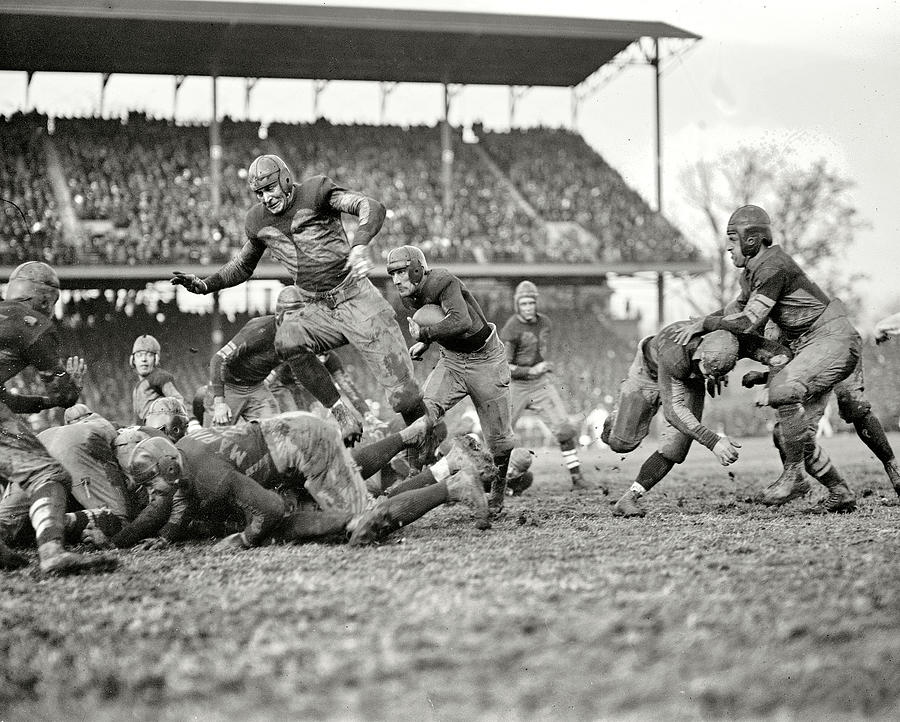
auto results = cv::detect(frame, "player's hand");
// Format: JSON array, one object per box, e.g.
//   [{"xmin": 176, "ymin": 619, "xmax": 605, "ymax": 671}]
[
  {"xmin": 134, "ymin": 537, "xmax": 169, "ymax": 552},
  {"xmin": 705, "ymin": 374, "xmax": 728, "ymax": 398},
  {"xmin": 673, "ymin": 319, "xmax": 704, "ymax": 345},
  {"xmin": 531, "ymin": 361, "xmax": 550, "ymax": 377},
  {"xmin": 346, "ymin": 245, "xmax": 373, "ymax": 281},
  {"xmin": 742, "ymin": 370, "xmax": 768, "ymax": 388},
  {"xmin": 171, "ymin": 271, "xmax": 208, "ymax": 294},
  {"xmin": 408, "ymin": 318, "xmax": 422, "ymax": 341},
  {"xmin": 712, "ymin": 436, "xmax": 741, "ymax": 466},
  {"xmin": 80, "ymin": 526, "xmax": 114, "ymax": 550},
  {"xmin": 409, "ymin": 342, "xmax": 428, "ymax": 361},
  {"xmin": 212, "ymin": 397, "xmax": 231, "ymax": 425},
  {"xmin": 65, "ymin": 356, "xmax": 87, "ymax": 390}
]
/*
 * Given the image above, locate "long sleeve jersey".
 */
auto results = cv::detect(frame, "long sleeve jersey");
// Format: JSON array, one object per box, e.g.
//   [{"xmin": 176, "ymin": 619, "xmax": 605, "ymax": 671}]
[
  {"xmin": 499, "ymin": 312, "xmax": 552, "ymax": 379},
  {"xmin": 209, "ymin": 315, "xmax": 280, "ymax": 397},
  {"xmin": 401, "ymin": 269, "xmax": 492, "ymax": 353},
  {"xmin": 202, "ymin": 175, "xmax": 386, "ymax": 294},
  {"xmin": 647, "ymin": 320, "xmax": 791, "ymax": 450},
  {"xmin": 0, "ymin": 300, "xmax": 80, "ymax": 412},
  {"xmin": 701, "ymin": 245, "xmax": 832, "ymax": 342}
]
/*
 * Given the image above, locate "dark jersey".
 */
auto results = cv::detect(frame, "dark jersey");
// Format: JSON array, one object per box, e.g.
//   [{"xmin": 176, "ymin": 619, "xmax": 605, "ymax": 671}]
[
  {"xmin": 210, "ymin": 315, "xmax": 279, "ymax": 397},
  {"xmin": 0, "ymin": 299, "xmax": 79, "ymax": 408},
  {"xmin": 401, "ymin": 269, "xmax": 491, "ymax": 353},
  {"xmin": 204, "ymin": 175, "xmax": 386, "ymax": 294},
  {"xmin": 704, "ymin": 245, "xmax": 831, "ymax": 341},
  {"xmin": 647, "ymin": 320, "xmax": 791, "ymax": 450},
  {"xmin": 132, "ymin": 367, "xmax": 183, "ymax": 424},
  {"xmin": 500, "ymin": 312, "xmax": 551, "ymax": 378}
]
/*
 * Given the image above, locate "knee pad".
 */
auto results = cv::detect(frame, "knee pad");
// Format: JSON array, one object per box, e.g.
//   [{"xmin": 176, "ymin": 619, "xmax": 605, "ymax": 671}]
[
  {"xmin": 658, "ymin": 439, "xmax": 691, "ymax": 465},
  {"xmin": 768, "ymin": 378, "xmax": 807, "ymax": 407}
]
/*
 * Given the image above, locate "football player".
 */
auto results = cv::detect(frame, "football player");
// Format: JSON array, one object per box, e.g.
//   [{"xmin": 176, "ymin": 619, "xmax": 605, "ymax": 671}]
[
  {"xmin": 0, "ymin": 261, "xmax": 115, "ymax": 574},
  {"xmin": 500, "ymin": 280, "xmax": 604, "ymax": 493},
  {"xmin": 675, "ymin": 205, "xmax": 861, "ymax": 512},
  {"xmin": 206, "ymin": 286, "xmax": 362, "ymax": 444},
  {"xmin": 170, "ymin": 154, "xmax": 428, "ymax": 450},
  {"xmin": 605, "ymin": 324, "xmax": 792, "ymax": 518},
  {"xmin": 114, "ymin": 410, "xmax": 492, "ymax": 549},
  {"xmin": 386, "ymin": 245, "xmax": 516, "ymax": 513},
  {"xmin": 130, "ymin": 333, "xmax": 184, "ymax": 425}
]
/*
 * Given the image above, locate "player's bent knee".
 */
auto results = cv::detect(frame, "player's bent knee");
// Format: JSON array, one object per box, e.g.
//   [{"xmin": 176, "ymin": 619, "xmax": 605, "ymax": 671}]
[
  {"xmin": 768, "ymin": 380, "xmax": 806, "ymax": 407},
  {"xmin": 836, "ymin": 398, "xmax": 870, "ymax": 423},
  {"xmin": 606, "ymin": 435, "xmax": 641, "ymax": 454}
]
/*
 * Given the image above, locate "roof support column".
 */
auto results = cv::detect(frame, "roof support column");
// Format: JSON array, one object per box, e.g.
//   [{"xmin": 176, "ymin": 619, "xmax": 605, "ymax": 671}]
[
  {"xmin": 99, "ymin": 73, "xmax": 111, "ymax": 117},
  {"xmin": 245, "ymin": 78, "xmax": 259, "ymax": 118},
  {"xmin": 173, "ymin": 75, "xmax": 187, "ymax": 117},
  {"xmin": 508, "ymin": 85, "xmax": 530, "ymax": 127},
  {"xmin": 313, "ymin": 80, "xmax": 328, "ymax": 120},
  {"xmin": 652, "ymin": 38, "xmax": 664, "ymax": 325},
  {"xmin": 441, "ymin": 83, "xmax": 461, "ymax": 221},
  {"xmin": 379, "ymin": 82, "xmax": 398, "ymax": 124},
  {"xmin": 209, "ymin": 76, "xmax": 222, "ymax": 217}
]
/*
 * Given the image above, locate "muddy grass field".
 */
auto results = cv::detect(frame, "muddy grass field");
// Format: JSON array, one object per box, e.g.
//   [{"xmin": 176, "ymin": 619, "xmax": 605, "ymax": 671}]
[{"xmin": 2, "ymin": 433, "xmax": 899, "ymax": 721}]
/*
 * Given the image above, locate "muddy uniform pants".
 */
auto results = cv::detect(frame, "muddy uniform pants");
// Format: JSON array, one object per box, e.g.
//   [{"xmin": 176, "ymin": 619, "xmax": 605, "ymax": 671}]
[
  {"xmin": 258, "ymin": 411, "xmax": 370, "ymax": 519},
  {"xmin": 603, "ymin": 340, "xmax": 704, "ymax": 463},
  {"xmin": 422, "ymin": 331, "xmax": 516, "ymax": 457},
  {"xmin": 219, "ymin": 383, "xmax": 281, "ymax": 425},
  {"xmin": 275, "ymin": 278, "xmax": 422, "ymax": 418},
  {"xmin": 510, "ymin": 377, "xmax": 576, "ymax": 444}
]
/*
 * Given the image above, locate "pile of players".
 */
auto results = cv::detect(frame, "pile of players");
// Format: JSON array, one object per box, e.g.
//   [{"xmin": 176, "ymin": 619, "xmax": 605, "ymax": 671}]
[{"xmin": 2, "ymin": 151, "xmax": 898, "ymax": 578}]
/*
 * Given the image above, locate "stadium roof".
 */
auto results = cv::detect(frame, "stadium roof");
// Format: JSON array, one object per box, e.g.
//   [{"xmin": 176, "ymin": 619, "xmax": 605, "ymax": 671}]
[{"xmin": 0, "ymin": 0, "xmax": 699, "ymax": 86}]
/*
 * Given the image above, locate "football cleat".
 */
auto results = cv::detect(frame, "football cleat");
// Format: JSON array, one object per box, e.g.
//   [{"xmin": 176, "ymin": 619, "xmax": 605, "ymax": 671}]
[
  {"xmin": 809, "ymin": 488, "xmax": 857, "ymax": 514},
  {"xmin": 331, "ymin": 400, "xmax": 363, "ymax": 447},
  {"xmin": 757, "ymin": 463, "xmax": 810, "ymax": 506},
  {"xmin": 612, "ymin": 489, "xmax": 647, "ymax": 518},
  {"xmin": 348, "ymin": 497, "xmax": 395, "ymax": 547},
  {"xmin": 38, "ymin": 541, "xmax": 117, "ymax": 576},
  {"xmin": 446, "ymin": 469, "xmax": 491, "ymax": 530},
  {"xmin": 445, "ymin": 435, "xmax": 497, "ymax": 492},
  {"xmin": 506, "ymin": 470, "xmax": 534, "ymax": 496}
]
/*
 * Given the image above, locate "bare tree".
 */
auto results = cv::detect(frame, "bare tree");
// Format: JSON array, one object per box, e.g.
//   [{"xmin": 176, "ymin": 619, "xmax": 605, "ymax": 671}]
[{"xmin": 674, "ymin": 145, "xmax": 867, "ymax": 313}]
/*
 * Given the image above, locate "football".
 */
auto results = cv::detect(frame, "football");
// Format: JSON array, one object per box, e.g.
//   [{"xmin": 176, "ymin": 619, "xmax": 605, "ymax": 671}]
[{"xmin": 412, "ymin": 303, "xmax": 447, "ymax": 327}]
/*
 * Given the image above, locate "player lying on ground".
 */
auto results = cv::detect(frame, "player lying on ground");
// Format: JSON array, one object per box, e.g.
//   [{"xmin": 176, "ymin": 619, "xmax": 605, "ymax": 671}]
[
  {"xmin": 112, "ymin": 410, "xmax": 494, "ymax": 550},
  {"xmin": 603, "ymin": 323, "xmax": 792, "ymax": 518}
]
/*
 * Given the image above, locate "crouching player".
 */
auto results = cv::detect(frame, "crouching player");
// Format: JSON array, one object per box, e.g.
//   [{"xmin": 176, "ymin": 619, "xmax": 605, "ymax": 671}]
[
  {"xmin": 114, "ymin": 410, "xmax": 494, "ymax": 550},
  {"xmin": 0, "ymin": 261, "xmax": 116, "ymax": 574},
  {"xmin": 603, "ymin": 322, "xmax": 791, "ymax": 518}
]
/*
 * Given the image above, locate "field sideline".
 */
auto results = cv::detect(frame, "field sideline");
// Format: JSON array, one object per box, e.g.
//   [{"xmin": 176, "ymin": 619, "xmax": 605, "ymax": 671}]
[{"xmin": 2, "ymin": 432, "xmax": 899, "ymax": 720}]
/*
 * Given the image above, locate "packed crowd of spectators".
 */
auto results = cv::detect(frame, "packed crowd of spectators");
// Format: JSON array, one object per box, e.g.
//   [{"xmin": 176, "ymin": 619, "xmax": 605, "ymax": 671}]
[{"xmin": 1, "ymin": 112, "xmax": 693, "ymax": 267}]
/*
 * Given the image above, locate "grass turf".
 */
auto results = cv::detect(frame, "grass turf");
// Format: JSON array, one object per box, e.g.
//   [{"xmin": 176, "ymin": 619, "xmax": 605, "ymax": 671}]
[{"xmin": 2, "ymin": 433, "xmax": 899, "ymax": 720}]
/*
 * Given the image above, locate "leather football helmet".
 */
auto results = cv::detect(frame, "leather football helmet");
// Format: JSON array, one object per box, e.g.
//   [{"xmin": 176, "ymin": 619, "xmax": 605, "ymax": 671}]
[
  {"xmin": 248, "ymin": 154, "xmax": 293, "ymax": 194},
  {"xmin": 386, "ymin": 245, "xmax": 429, "ymax": 286},
  {"xmin": 129, "ymin": 436, "xmax": 183, "ymax": 487},
  {"xmin": 130, "ymin": 334, "xmax": 161, "ymax": 368},
  {"xmin": 144, "ymin": 396, "xmax": 190, "ymax": 442},
  {"xmin": 4, "ymin": 261, "xmax": 60, "ymax": 316},
  {"xmin": 696, "ymin": 330, "xmax": 740, "ymax": 378},
  {"xmin": 513, "ymin": 280, "xmax": 539, "ymax": 311},
  {"xmin": 727, "ymin": 205, "xmax": 772, "ymax": 259}
]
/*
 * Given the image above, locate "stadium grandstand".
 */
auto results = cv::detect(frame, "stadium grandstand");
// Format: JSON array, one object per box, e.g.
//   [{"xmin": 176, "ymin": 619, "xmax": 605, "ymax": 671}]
[{"xmin": 1, "ymin": 0, "xmax": 740, "ymax": 432}]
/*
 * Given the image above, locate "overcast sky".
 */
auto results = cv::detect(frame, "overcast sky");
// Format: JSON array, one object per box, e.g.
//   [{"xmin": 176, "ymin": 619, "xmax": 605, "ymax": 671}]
[{"xmin": 2, "ymin": 0, "xmax": 898, "ymax": 328}]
